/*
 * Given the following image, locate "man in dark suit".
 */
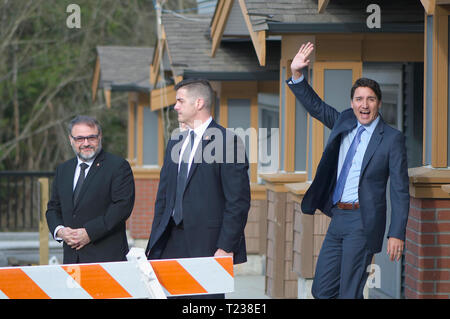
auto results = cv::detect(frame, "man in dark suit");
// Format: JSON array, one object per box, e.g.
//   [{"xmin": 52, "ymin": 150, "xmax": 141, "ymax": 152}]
[
  {"xmin": 288, "ymin": 43, "xmax": 409, "ymax": 298},
  {"xmin": 46, "ymin": 115, "xmax": 135, "ymax": 264},
  {"xmin": 145, "ymin": 79, "xmax": 250, "ymax": 298}
]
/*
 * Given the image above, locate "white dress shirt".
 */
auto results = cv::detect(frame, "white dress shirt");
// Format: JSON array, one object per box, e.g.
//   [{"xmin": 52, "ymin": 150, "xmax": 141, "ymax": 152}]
[
  {"xmin": 178, "ymin": 116, "xmax": 213, "ymax": 173},
  {"xmin": 53, "ymin": 157, "xmax": 95, "ymax": 240}
]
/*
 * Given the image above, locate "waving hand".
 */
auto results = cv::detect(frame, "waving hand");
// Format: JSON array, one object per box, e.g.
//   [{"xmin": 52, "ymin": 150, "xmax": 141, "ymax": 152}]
[{"xmin": 290, "ymin": 42, "xmax": 314, "ymax": 80}]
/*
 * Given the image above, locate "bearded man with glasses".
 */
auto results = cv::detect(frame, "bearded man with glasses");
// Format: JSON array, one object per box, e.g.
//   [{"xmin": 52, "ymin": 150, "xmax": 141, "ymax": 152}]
[{"xmin": 46, "ymin": 115, "xmax": 135, "ymax": 264}]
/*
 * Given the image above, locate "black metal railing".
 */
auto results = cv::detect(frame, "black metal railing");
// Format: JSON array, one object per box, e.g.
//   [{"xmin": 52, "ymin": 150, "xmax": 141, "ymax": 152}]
[{"xmin": 0, "ymin": 171, "xmax": 54, "ymax": 232}]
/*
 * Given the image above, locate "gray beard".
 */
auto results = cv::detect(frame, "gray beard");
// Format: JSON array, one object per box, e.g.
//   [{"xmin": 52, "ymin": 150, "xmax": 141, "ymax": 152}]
[{"xmin": 72, "ymin": 142, "xmax": 102, "ymax": 162}]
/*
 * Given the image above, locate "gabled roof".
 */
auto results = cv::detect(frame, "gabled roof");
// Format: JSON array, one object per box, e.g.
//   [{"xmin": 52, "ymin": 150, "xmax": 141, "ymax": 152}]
[
  {"xmin": 244, "ymin": 0, "xmax": 424, "ymax": 33},
  {"xmin": 160, "ymin": 12, "xmax": 279, "ymax": 81},
  {"xmin": 94, "ymin": 46, "xmax": 154, "ymax": 93},
  {"xmin": 210, "ymin": 0, "xmax": 424, "ymax": 66}
]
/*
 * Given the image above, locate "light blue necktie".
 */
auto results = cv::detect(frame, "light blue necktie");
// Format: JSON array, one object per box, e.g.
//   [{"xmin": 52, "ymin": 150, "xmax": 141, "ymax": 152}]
[{"xmin": 332, "ymin": 125, "xmax": 365, "ymax": 205}]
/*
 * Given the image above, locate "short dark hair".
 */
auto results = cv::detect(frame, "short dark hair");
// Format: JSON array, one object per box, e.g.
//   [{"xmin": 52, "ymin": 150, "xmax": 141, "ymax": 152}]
[
  {"xmin": 68, "ymin": 115, "xmax": 102, "ymax": 135},
  {"xmin": 174, "ymin": 78, "xmax": 214, "ymax": 109},
  {"xmin": 350, "ymin": 78, "xmax": 382, "ymax": 101}
]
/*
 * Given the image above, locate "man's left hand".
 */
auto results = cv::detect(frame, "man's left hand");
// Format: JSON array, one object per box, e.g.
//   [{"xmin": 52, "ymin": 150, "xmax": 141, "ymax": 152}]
[
  {"xmin": 214, "ymin": 248, "xmax": 234, "ymax": 258},
  {"xmin": 387, "ymin": 237, "xmax": 404, "ymax": 262},
  {"xmin": 71, "ymin": 228, "xmax": 91, "ymax": 250}
]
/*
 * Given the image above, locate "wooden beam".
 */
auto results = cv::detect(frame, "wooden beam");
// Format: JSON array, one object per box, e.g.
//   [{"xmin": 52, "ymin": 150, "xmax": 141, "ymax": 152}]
[
  {"xmin": 284, "ymin": 60, "xmax": 296, "ymax": 172},
  {"xmin": 431, "ymin": 6, "xmax": 448, "ymax": 167},
  {"xmin": 104, "ymin": 88, "xmax": 111, "ymax": 109},
  {"xmin": 238, "ymin": 0, "xmax": 266, "ymax": 66},
  {"xmin": 250, "ymin": 95, "xmax": 258, "ymax": 183},
  {"xmin": 211, "ymin": 0, "xmax": 234, "ymax": 57},
  {"xmin": 38, "ymin": 178, "xmax": 49, "ymax": 265},
  {"xmin": 258, "ymin": 81, "xmax": 278, "ymax": 94},
  {"xmin": 362, "ymin": 33, "xmax": 423, "ymax": 62},
  {"xmin": 158, "ymin": 110, "xmax": 164, "ymax": 167},
  {"xmin": 150, "ymin": 26, "xmax": 168, "ymax": 88},
  {"xmin": 150, "ymin": 39, "xmax": 165, "ymax": 88},
  {"xmin": 421, "ymin": 0, "xmax": 436, "ymax": 14},
  {"xmin": 150, "ymin": 85, "xmax": 176, "ymax": 111},
  {"xmin": 138, "ymin": 92, "xmax": 150, "ymax": 107},
  {"xmin": 318, "ymin": 0, "xmax": 330, "ymax": 13},
  {"xmin": 127, "ymin": 94, "xmax": 136, "ymax": 161},
  {"xmin": 211, "ymin": 0, "xmax": 226, "ymax": 36},
  {"xmin": 92, "ymin": 56, "xmax": 100, "ymax": 102},
  {"xmin": 136, "ymin": 104, "xmax": 144, "ymax": 166}
]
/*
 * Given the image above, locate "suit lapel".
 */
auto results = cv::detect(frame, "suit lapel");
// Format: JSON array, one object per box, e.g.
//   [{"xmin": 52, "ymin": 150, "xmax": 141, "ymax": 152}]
[
  {"xmin": 65, "ymin": 158, "xmax": 78, "ymax": 211},
  {"xmin": 360, "ymin": 118, "xmax": 384, "ymax": 179},
  {"xmin": 327, "ymin": 109, "xmax": 357, "ymax": 146},
  {"xmin": 185, "ymin": 120, "xmax": 216, "ymax": 189},
  {"xmin": 73, "ymin": 150, "xmax": 105, "ymax": 209}
]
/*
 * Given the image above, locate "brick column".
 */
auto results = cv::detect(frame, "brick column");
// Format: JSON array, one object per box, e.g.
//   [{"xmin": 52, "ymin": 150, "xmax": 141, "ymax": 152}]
[
  {"xmin": 405, "ymin": 168, "xmax": 450, "ymax": 299},
  {"xmin": 127, "ymin": 168, "xmax": 160, "ymax": 242}
]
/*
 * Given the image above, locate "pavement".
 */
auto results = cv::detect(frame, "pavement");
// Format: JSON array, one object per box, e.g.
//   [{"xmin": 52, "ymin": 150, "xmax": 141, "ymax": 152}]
[{"xmin": 226, "ymin": 275, "xmax": 271, "ymax": 299}]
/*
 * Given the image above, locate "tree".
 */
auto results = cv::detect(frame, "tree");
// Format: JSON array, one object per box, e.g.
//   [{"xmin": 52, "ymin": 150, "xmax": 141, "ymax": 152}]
[{"xmin": 0, "ymin": 0, "xmax": 159, "ymax": 171}]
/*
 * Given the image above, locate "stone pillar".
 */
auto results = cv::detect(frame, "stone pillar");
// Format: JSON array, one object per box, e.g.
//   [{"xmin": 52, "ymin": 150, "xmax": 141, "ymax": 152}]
[
  {"xmin": 246, "ymin": 184, "xmax": 268, "ymax": 255},
  {"xmin": 260, "ymin": 173, "xmax": 306, "ymax": 298},
  {"xmin": 287, "ymin": 182, "xmax": 330, "ymax": 298}
]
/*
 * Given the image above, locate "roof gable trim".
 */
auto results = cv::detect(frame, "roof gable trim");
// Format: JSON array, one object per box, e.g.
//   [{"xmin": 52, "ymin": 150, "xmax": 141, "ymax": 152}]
[
  {"xmin": 318, "ymin": 0, "xmax": 331, "ymax": 13},
  {"xmin": 210, "ymin": 0, "xmax": 234, "ymax": 57},
  {"xmin": 238, "ymin": 0, "xmax": 266, "ymax": 66}
]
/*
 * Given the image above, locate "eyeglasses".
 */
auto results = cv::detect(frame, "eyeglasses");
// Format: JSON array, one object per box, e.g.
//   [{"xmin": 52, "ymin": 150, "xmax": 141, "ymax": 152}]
[{"xmin": 71, "ymin": 134, "xmax": 99, "ymax": 143}]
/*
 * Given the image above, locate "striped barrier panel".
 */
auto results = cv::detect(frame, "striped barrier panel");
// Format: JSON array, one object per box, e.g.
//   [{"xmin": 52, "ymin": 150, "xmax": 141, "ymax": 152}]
[{"xmin": 0, "ymin": 254, "xmax": 234, "ymax": 299}]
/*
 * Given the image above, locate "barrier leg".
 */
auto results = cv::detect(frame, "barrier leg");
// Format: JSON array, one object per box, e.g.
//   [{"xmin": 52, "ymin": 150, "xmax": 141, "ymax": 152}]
[{"xmin": 126, "ymin": 248, "xmax": 167, "ymax": 299}]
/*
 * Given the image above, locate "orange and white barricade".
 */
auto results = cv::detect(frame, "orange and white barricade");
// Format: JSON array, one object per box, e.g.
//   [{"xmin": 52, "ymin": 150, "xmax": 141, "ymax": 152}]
[{"xmin": 0, "ymin": 248, "xmax": 234, "ymax": 299}]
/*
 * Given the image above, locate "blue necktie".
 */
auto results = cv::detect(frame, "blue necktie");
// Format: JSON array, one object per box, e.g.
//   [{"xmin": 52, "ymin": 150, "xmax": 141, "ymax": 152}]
[
  {"xmin": 173, "ymin": 130, "xmax": 195, "ymax": 225},
  {"xmin": 332, "ymin": 125, "xmax": 365, "ymax": 205}
]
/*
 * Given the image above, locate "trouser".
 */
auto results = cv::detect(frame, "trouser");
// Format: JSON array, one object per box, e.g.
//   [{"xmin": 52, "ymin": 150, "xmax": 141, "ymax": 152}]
[{"xmin": 311, "ymin": 207, "xmax": 374, "ymax": 299}]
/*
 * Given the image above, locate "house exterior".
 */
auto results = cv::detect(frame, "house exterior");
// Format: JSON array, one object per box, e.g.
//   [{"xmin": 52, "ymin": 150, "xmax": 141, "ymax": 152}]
[{"xmin": 93, "ymin": 0, "xmax": 450, "ymax": 299}]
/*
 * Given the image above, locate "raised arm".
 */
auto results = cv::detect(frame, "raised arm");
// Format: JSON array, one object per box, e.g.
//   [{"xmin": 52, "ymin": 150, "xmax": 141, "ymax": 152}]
[{"xmin": 287, "ymin": 42, "xmax": 340, "ymax": 129}]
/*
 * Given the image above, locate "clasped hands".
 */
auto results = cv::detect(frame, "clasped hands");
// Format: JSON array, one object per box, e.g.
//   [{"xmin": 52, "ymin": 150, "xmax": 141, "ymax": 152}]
[{"xmin": 57, "ymin": 227, "xmax": 91, "ymax": 250}]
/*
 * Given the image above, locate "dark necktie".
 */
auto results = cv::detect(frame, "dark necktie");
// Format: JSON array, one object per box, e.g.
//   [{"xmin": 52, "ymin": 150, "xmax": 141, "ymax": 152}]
[
  {"xmin": 73, "ymin": 162, "xmax": 89, "ymax": 205},
  {"xmin": 173, "ymin": 130, "xmax": 195, "ymax": 225},
  {"xmin": 332, "ymin": 125, "xmax": 365, "ymax": 205}
]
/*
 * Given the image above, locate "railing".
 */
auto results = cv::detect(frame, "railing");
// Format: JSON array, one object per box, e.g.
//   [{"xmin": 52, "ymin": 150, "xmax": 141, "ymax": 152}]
[{"xmin": 0, "ymin": 171, "xmax": 54, "ymax": 232}]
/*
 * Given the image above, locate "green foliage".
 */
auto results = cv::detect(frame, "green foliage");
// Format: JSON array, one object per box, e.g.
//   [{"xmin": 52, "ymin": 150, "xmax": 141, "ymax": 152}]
[{"xmin": 0, "ymin": 0, "xmax": 162, "ymax": 170}]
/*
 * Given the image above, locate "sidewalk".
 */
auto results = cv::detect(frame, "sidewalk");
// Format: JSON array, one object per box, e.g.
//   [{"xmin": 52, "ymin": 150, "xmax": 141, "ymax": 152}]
[{"xmin": 226, "ymin": 275, "xmax": 271, "ymax": 299}]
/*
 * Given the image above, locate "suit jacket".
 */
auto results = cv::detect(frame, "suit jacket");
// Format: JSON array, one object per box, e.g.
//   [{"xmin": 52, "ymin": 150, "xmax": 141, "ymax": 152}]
[
  {"xmin": 287, "ymin": 79, "xmax": 409, "ymax": 253},
  {"xmin": 146, "ymin": 119, "xmax": 250, "ymax": 264},
  {"xmin": 46, "ymin": 149, "xmax": 135, "ymax": 264}
]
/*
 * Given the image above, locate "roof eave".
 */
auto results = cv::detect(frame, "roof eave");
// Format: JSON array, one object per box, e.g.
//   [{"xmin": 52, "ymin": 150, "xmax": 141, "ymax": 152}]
[
  {"xmin": 183, "ymin": 70, "xmax": 279, "ymax": 81},
  {"xmin": 266, "ymin": 22, "xmax": 424, "ymax": 33}
]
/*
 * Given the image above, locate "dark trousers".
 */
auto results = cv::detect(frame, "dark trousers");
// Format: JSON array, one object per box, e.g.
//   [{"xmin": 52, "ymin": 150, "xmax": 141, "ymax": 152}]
[
  {"xmin": 159, "ymin": 218, "xmax": 225, "ymax": 300},
  {"xmin": 312, "ymin": 207, "xmax": 374, "ymax": 299}
]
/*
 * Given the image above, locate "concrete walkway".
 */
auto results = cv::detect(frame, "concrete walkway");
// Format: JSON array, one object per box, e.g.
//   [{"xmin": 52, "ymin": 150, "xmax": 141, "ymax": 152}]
[{"xmin": 226, "ymin": 275, "xmax": 271, "ymax": 299}]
